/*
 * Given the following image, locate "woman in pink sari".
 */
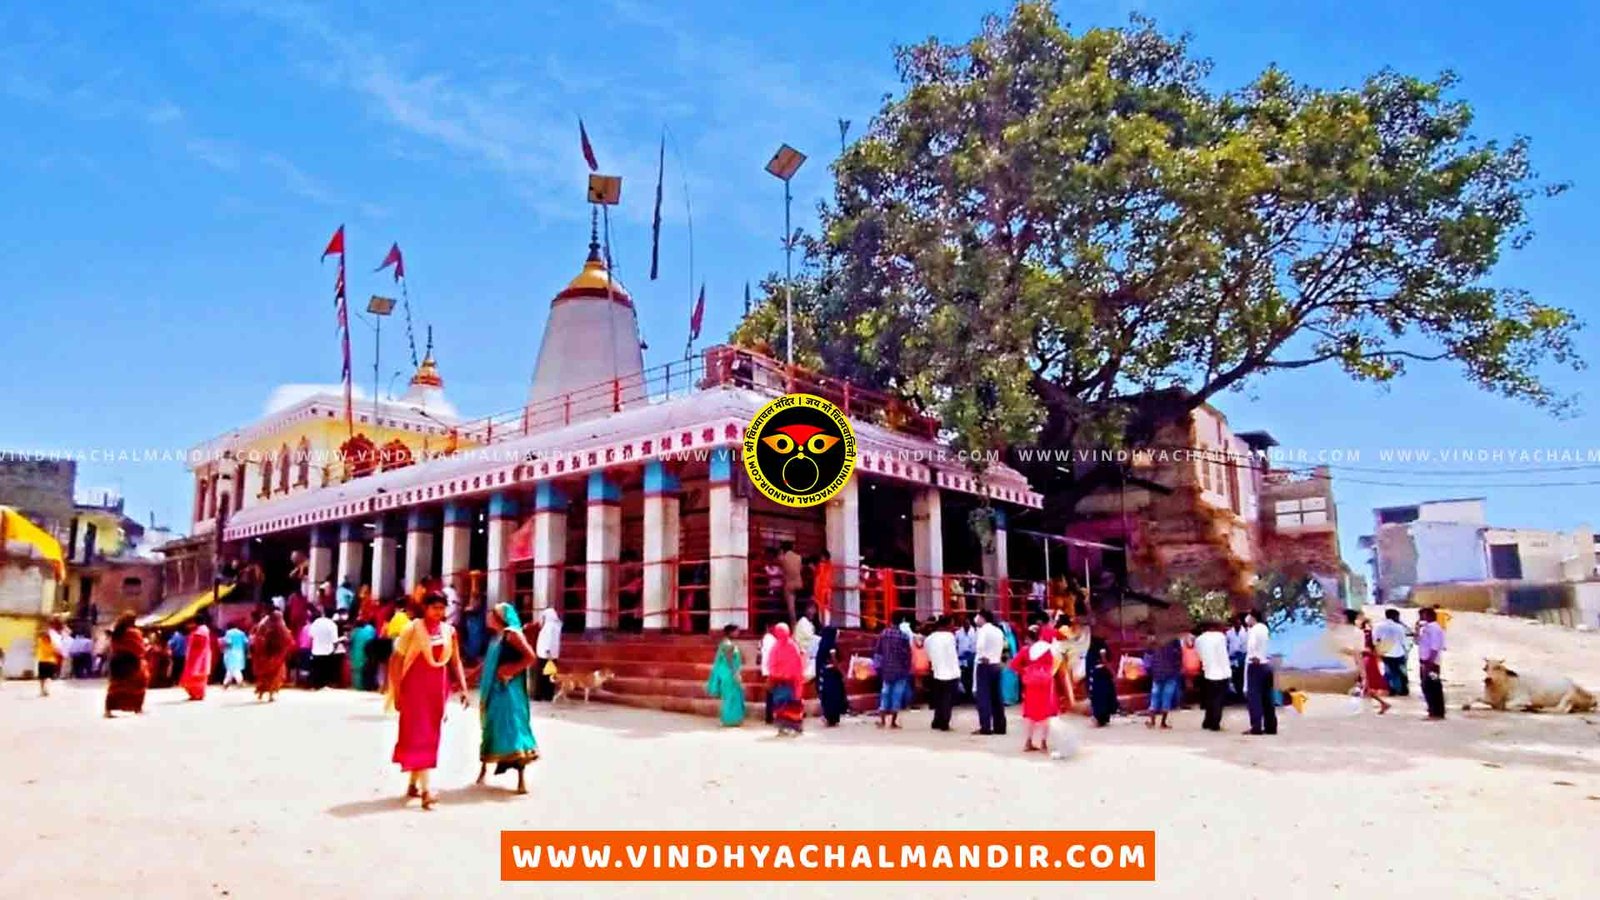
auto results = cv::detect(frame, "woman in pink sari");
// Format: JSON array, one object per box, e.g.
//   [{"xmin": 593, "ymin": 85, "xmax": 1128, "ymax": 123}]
[
  {"xmin": 388, "ymin": 593, "xmax": 468, "ymax": 809},
  {"xmin": 179, "ymin": 614, "xmax": 214, "ymax": 701},
  {"xmin": 767, "ymin": 622, "xmax": 806, "ymax": 736}
]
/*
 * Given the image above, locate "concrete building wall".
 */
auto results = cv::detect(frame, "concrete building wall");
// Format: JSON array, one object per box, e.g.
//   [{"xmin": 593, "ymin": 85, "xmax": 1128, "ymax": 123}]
[
  {"xmin": 0, "ymin": 457, "xmax": 77, "ymax": 541},
  {"xmin": 1418, "ymin": 499, "xmax": 1487, "ymax": 524},
  {"xmin": 1413, "ymin": 521, "xmax": 1488, "ymax": 584}
]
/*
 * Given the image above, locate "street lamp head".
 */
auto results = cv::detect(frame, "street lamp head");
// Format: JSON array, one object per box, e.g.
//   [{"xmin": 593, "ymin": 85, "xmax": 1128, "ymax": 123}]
[
  {"xmin": 587, "ymin": 173, "xmax": 623, "ymax": 205},
  {"xmin": 765, "ymin": 144, "xmax": 806, "ymax": 181},
  {"xmin": 367, "ymin": 295, "xmax": 396, "ymax": 316}
]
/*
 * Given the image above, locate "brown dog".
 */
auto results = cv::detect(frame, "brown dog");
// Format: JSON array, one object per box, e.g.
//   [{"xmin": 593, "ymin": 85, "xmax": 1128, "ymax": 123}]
[{"xmin": 552, "ymin": 668, "xmax": 615, "ymax": 704}]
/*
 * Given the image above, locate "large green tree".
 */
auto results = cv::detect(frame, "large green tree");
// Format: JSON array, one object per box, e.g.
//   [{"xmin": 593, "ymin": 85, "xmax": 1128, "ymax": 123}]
[{"xmin": 733, "ymin": 3, "xmax": 1579, "ymax": 523}]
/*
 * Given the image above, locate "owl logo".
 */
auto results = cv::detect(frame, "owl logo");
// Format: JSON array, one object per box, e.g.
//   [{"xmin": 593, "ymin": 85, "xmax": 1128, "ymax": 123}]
[{"xmin": 743, "ymin": 394, "xmax": 856, "ymax": 508}]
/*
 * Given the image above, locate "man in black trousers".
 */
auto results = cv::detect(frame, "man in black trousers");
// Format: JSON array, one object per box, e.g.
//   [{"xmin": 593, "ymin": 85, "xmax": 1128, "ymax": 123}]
[
  {"xmin": 1194, "ymin": 619, "xmax": 1232, "ymax": 731},
  {"xmin": 923, "ymin": 617, "xmax": 960, "ymax": 731},
  {"xmin": 1243, "ymin": 609, "xmax": 1278, "ymax": 736},
  {"xmin": 971, "ymin": 609, "xmax": 1007, "ymax": 735}
]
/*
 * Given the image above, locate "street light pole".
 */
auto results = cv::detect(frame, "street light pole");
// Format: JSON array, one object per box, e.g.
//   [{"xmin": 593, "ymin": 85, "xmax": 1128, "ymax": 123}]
[
  {"xmin": 765, "ymin": 144, "xmax": 807, "ymax": 369},
  {"xmin": 783, "ymin": 175, "xmax": 793, "ymax": 367}
]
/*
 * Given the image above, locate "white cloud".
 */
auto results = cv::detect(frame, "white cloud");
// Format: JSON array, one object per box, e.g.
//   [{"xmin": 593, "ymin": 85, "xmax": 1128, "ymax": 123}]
[{"xmin": 184, "ymin": 136, "xmax": 241, "ymax": 172}]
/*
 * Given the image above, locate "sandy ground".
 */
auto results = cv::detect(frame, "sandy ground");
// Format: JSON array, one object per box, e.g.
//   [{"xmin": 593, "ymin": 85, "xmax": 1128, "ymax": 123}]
[{"xmin": 3, "ymin": 612, "xmax": 1598, "ymax": 900}]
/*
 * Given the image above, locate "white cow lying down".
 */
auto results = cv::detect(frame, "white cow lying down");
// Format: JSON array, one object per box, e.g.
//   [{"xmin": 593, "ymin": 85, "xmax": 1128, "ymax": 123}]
[{"xmin": 1462, "ymin": 658, "xmax": 1597, "ymax": 713}]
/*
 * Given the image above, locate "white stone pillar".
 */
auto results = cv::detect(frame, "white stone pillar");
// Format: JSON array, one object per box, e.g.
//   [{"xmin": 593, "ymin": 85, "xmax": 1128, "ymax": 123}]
[
  {"xmin": 708, "ymin": 448, "xmax": 749, "ymax": 630},
  {"xmin": 531, "ymin": 482, "xmax": 569, "ymax": 616},
  {"xmin": 307, "ymin": 526, "xmax": 335, "ymax": 598},
  {"xmin": 440, "ymin": 502, "xmax": 473, "ymax": 596},
  {"xmin": 337, "ymin": 521, "xmax": 366, "ymax": 589},
  {"xmin": 586, "ymin": 471, "xmax": 622, "ymax": 630},
  {"xmin": 371, "ymin": 516, "xmax": 399, "ymax": 600},
  {"xmin": 486, "ymin": 492, "xmax": 519, "ymax": 610},
  {"xmin": 913, "ymin": 486, "xmax": 944, "ymax": 618},
  {"xmin": 404, "ymin": 508, "xmax": 437, "ymax": 595},
  {"xmin": 825, "ymin": 475, "xmax": 862, "ymax": 626},
  {"xmin": 642, "ymin": 460, "xmax": 681, "ymax": 631}
]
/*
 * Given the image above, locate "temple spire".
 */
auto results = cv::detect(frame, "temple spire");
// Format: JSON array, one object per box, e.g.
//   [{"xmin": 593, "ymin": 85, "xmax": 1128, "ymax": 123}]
[{"xmin": 587, "ymin": 207, "xmax": 602, "ymax": 264}]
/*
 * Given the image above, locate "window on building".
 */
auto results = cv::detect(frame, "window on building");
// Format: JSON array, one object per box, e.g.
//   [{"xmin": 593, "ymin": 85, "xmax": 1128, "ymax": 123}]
[
  {"xmin": 121, "ymin": 576, "xmax": 142, "ymax": 597},
  {"xmin": 1489, "ymin": 544, "xmax": 1523, "ymax": 580}
]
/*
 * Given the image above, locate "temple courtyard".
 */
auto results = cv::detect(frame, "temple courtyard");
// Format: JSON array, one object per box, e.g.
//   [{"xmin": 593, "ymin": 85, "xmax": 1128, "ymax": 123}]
[{"xmin": 3, "ymin": 612, "xmax": 1598, "ymax": 899}]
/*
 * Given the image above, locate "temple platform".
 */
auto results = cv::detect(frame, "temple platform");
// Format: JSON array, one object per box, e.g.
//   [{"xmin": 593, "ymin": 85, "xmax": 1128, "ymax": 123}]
[{"xmin": 553, "ymin": 631, "xmax": 1158, "ymax": 721}]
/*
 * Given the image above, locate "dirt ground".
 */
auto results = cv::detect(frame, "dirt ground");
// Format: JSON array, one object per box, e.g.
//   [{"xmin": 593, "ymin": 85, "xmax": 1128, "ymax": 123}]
[{"xmin": 2, "ymin": 611, "xmax": 1598, "ymax": 900}]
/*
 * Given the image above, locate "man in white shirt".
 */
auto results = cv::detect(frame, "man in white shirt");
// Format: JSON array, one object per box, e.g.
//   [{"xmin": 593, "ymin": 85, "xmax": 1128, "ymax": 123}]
[
  {"xmin": 307, "ymin": 610, "xmax": 339, "ymax": 690},
  {"xmin": 923, "ymin": 618, "xmax": 962, "ymax": 731},
  {"xmin": 1194, "ymin": 620, "xmax": 1233, "ymax": 731},
  {"xmin": 533, "ymin": 606, "xmax": 562, "ymax": 702},
  {"xmin": 1373, "ymin": 609, "xmax": 1411, "ymax": 696},
  {"xmin": 1244, "ymin": 610, "xmax": 1277, "ymax": 735},
  {"xmin": 971, "ymin": 610, "xmax": 1007, "ymax": 736}
]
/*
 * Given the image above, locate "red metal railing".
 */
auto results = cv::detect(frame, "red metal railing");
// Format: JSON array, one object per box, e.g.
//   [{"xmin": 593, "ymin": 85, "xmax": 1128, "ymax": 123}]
[{"xmin": 417, "ymin": 344, "xmax": 940, "ymax": 453}]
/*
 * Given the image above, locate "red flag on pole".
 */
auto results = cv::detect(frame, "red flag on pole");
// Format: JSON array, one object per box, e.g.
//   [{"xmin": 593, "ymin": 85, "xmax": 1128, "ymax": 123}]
[
  {"xmin": 689, "ymin": 283, "xmax": 705, "ymax": 341},
  {"xmin": 321, "ymin": 224, "xmax": 345, "ymax": 261},
  {"xmin": 578, "ymin": 119, "xmax": 599, "ymax": 172},
  {"xmin": 375, "ymin": 242, "xmax": 405, "ymax": 281},
  {"xmin": 323, "ymin": 225, "xmax": 353, "ymax": 434}
]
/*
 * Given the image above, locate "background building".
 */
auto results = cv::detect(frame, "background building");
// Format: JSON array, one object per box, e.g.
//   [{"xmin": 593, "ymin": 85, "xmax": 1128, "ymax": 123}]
[{"xmin": 1361, "ymin": 497, "xmax": 1598, "ymax": 622}]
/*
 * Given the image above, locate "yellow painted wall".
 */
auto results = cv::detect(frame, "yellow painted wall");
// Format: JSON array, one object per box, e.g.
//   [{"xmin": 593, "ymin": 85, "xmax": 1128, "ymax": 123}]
[{"xmin": 195, "ymin": 413, "xmax": 482, "ymax": 524}]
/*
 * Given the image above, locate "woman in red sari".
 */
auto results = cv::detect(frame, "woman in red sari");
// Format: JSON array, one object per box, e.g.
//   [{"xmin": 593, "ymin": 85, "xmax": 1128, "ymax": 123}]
[
  {"xmin": 388, "ymin": 593, "xmax": 469, "ymax": 809},
  {"xmin": 1010, "ymin": 623, "xmax": 1059, "ymax": 753},
  {"xmin": 179, "ymin": 614, "xmax": 214, "ymax": 701},
  {"xmin": 1354, "ymin": 612, "xmax": 1392, "ymax": 714},
  {"xmin": 767, "ymin": 622, "xmax": 806, "ymax": 736},
  {"xmin": 250, "ymin": 606, "xmax": 294, "ymax": 702},
  {"xmin": 104, "ymin": 613, "xmax": 148, "ymax": 717}
]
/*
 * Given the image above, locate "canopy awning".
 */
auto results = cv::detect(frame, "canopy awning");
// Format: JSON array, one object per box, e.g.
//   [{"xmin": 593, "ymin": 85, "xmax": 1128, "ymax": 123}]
[
  {"xmin": 0, "ymin": 506, "xmax": 64, "ymax": 578},
  {"xmin": 137, "ymin": 584, "xmax": 235, "ymax": 628}
]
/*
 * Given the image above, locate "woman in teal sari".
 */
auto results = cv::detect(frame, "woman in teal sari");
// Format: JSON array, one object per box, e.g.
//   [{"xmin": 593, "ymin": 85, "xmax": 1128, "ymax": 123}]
[
  {"xmin": 999, "ymin": 620, "xmax": 1022, "ymax": 706},
  {"xmin": 705, "ymin": 624, "xmax": 746, "ymax": 726},
  {"xmin": 347, "ymin": 619, "xmax": 375, "ymax": 691},
  {"xmin": 476, "ymin": 603, "xmax": 539, "ymax": 794}
]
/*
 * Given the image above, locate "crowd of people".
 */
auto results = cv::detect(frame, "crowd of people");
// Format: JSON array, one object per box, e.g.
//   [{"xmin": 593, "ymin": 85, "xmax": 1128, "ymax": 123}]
[
  {"xmin": 727, "ymin": 597, "xmax": 1454, "ymax": 749},
  {"xmin": 23, "ymin": 560, "xmax": 1452, "ymax": 808}
]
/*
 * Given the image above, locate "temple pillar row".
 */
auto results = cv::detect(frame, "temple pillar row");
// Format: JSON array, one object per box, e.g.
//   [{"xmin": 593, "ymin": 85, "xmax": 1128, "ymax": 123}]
[
  {"xmin": 440, "ymin": 502, "xmax": 473, "ymax": 597},
  {"xmin": 708, "ymin": 449, "xmax": 749, "ymax": 630},
  {"xmin": 404, "ymin": 508, "xmax": 436, "ymax": 595},
  {"xmin": 531, "ymin": 482, "xmax": 568, "ymax": 614},
  {"xmin": 337, "ymin": 521, "xmax": 365, "ymax": 589},
  {"xmin": 307, "ymin": 526, "xmax": 335, "ymax": 597},
  {"xmin": 642, "ymin": 460, "xmax": 680, "ymax": 631},
  {"xmin": 586, "ymin": 472, "xmax": 622, "ymax": 630},
  {"xmin": 912, "ymin": 486, "xmax": 944, "ymax": 618},
  {"xmin": 486, "ymin": 492, "xmax": 518, "ymax": 609},
  {"xmin": 371, "ymin": 516, "xmax": 399, "ymax": 600}
]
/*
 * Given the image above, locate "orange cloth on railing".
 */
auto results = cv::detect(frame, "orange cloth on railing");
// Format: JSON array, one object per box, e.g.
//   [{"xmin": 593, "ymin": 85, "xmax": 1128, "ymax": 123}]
[{"xmin": 0, "ymin": 506, "xmax": 63, "ymax": 578}]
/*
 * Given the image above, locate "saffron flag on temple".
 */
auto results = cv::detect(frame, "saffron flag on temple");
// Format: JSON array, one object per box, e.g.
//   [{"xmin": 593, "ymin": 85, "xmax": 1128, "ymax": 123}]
[
  {"xmin": 375, "ymin": 242, "xmax": 405, "ymax": 281},
  {"xmin": 321, "ymin": 224, "xmax": 345, "ymax": 261},
  {"xmin": 689, "ymin": 283, "xmax": 705, "ymax": 342},
  {"xmin": 649, "ymin": 133, "xmax": 664, "ymax": 280},
  {"xmin": 578, "ymin": 119, "xmax": 599, "ymax": 172}
]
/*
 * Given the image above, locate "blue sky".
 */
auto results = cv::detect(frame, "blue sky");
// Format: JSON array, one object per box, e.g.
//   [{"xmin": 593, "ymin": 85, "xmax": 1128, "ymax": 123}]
[{"xmin": 2, "ymin": 0, "xmax": 1597, "ymax": 573}]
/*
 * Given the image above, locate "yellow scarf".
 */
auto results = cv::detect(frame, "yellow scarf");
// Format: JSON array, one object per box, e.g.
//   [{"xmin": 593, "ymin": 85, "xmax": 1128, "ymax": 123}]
[{"xmin": 384, "ymin": 619, "xmax": 455, "ymax": 712}]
